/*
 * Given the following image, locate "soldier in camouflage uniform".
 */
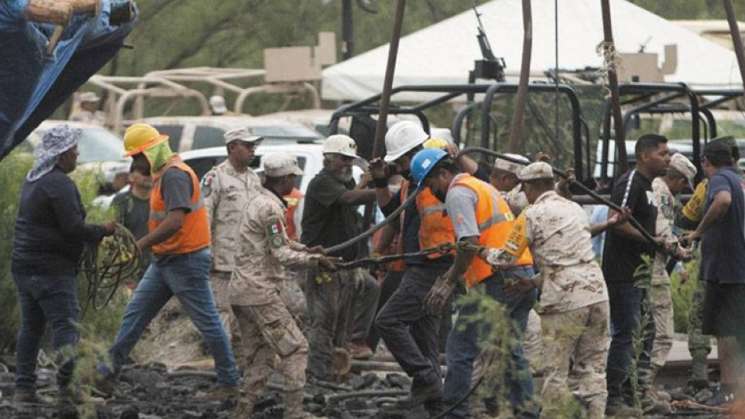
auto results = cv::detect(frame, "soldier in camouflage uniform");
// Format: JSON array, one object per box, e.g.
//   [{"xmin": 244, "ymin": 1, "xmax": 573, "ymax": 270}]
[
  {"xmin": 203, "ymin": 128, "xmax": 263, "ymax": 342},
  {"xmin": 230, "ymin": 153, "xmax": 338, "ymax": 419},
  {"xmin": 642, "ymin": 154, "xmax": 696, "ymax": 413},
  {"xmin": 485, "ymin": 162, "xmax": 623, "ymax": 419}
]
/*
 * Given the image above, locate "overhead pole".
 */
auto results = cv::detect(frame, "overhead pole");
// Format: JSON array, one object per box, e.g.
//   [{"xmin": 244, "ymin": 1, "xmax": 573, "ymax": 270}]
[
  {"xmin": 507, "ymin": 0, "xmax": 532, "ymax": 153},
  {"xmin": 371, "ymin": 0, "xmax": 406, "ymax": 158},
  {"xmin": 600, "ymin": 0, "xmax": 628, "ymax": 173},
  {"xmin": 723, "ymin": 0, "xmax": 745, "ymax": 88},
  {"xmin": 341, "ymin": 0, "xmax": 354, "ymax": 60}
]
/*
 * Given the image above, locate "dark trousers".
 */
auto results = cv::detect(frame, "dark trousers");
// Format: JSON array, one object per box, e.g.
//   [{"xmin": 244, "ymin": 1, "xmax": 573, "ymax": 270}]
[
  {"xmin": 443, "ymin": 268, "xmax": 538, "ymax": 419},
  {"xmin": 606, "ymin": 281, "xmax": 654, "ymax": 402},
  {"xmin": 375, "ymin": 265, "xmax": 446, "ymax": 385},
  {"xmin": 13, "ymin": 274, "xmax": 79, "ymax": 390},
  {"xmin": 368, "ymin": 270, "xmax": 404, "ymax": 351},
  {"xmin": 349, "ymin": 271, "xmax": 381, "ymax": 344},
  {"xmin": 306, "ymin": 268, "xmax": 356, "ymax": 380}
]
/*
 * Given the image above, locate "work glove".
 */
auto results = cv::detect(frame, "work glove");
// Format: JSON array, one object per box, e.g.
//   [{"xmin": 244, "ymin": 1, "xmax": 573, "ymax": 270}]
[{"xmin": 424, "ymin": 275, "xmax": 456, "ymax": 316}]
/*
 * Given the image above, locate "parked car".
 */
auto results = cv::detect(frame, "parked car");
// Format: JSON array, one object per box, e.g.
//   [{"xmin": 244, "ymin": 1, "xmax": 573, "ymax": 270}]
[
  {"xmin": 25, "ymin": 121, "xmax": 130, "ymax": 191},
  {"xmin": 140, "ymin": 115, "xmax": 323, "ymax": 153}
]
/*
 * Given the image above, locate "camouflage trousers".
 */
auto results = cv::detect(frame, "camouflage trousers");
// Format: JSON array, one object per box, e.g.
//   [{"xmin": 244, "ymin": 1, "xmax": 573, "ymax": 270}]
[
  {"xmin": 524, "ymin": 309, "xmax": 544, "ymax": 376},
  {"xmin": 649, "ymin": 279, "xmax": 674, "ymax": 369},
  {"xmin": 540, "ymin": 301, "xmax": 609, "ymax": 419},
  {"xmin": 211, "ymin": 271, "xmax": 239, "ymax": 342},
  {"xmin": 688, "ymin": 279, "xmax": 712, "ymax": 380},
  {"xmin": 232, "ymin": 295, "xmax": 308, "ymax": 416}
]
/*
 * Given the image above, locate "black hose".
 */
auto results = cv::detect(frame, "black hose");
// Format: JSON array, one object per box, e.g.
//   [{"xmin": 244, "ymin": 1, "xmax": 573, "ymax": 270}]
[{"xmin": 325, "ymin": 186, "xmax": 422, "ymax": 254}]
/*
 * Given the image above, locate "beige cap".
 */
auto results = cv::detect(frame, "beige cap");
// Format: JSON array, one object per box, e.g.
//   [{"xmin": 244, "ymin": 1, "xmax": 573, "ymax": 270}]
[
  {"xmin": 669, "ymin": 153, "xmax": 697, "ymax": 187},
  {"xmin": 263, "ymin": 153, "xmax": 304, "ymax": 177},
  {"xmin": 79, "ymin": 92, "xmax": 100, "ymax": 102},
  {"xmin": 224, "ymin": 127, "xmax": 263, "ymax": 145},
  {"xmin": 494, "ymin": 153, "xmax": 529, "ymax": 175},
  {"xmin": 518, "ymin": 162, "xmax": 554, "ymax": 181},
  {"xmin": 323, "ymin": 134, "xmax": 358, "ymax": 158}
]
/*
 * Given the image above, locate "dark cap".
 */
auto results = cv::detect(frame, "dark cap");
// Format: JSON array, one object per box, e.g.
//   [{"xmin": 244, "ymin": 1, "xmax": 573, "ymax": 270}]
[
  {"xmin": 703, "ymin": 140, "xmax": 734, "ymax": 165},
  {"xmin": 709, "ymin": 135, "xmax": 739, "ymax": 160}
]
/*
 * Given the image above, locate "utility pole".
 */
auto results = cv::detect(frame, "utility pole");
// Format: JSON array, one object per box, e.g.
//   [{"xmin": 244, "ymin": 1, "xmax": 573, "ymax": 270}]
[
  {"xmin": 600, "ymin": 0, "xmax": 628, "ymax": 173},
  {"xmin": 507, "ymin": 0, "xmax": 532, "ymax": 153},
  {"xmin": 341, "ymin": 0, "xmax": 354, "ymax": 60},
  {"xmin": 723, "ymin": 0, "xmax": 745, "ymax": 88}
]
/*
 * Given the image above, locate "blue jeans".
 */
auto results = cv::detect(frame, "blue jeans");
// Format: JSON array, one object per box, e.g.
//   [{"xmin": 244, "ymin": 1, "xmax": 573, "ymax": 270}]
[
  {"xmin": 443, "ymin": 267, "xmax": 538, "ymax": 418},
  {"xmin": 13, "ymin": 274, "xmax": 79, "ymax": 390},
  {"xmin": 606, "ymin": 281, "xmax": 645, "ymax": 402},
  {"xmin": 108, "ymin": 248, "xmax": 239, "ymax": 386}
]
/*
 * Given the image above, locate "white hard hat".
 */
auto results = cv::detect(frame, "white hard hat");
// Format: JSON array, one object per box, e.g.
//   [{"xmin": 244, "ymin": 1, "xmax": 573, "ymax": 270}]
[
  {"xmin": 323, "ymin": 134, "xmax": 358, "ymax": 158},
  {"xmin": 384, "ymin": 121, "xmax": 428, "ymax": 163},
  {"xmin": 209, "ymin": 95, "xmax": 228, "ymax": 114}
]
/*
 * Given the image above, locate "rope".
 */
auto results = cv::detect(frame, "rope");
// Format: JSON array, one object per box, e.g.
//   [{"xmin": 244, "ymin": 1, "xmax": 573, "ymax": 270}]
[
  {"xmin": 79, "ymin": 223, "xmax": 144, "ymax": 312},
  {"xmin": 336, "ymin": 243, "xmax": 456, "ymax": 270}
]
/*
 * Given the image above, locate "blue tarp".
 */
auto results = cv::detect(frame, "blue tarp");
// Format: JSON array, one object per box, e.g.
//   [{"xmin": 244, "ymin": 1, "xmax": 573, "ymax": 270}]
[{"xmin": 0, "ymin": 0, "xmax": 136, "ymax": 159}]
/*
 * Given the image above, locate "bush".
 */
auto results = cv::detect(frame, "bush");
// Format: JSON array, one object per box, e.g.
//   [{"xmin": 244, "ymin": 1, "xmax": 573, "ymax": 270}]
[{"xmin": 671, "ymin": 258, "xmax": 700, "ymax": 334}]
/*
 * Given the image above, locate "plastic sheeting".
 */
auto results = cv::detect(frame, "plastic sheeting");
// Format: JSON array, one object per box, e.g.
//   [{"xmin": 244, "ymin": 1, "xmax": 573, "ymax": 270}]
[{"xmin": 0, "ymin": 0, "xmax": 136, "ymax": 159}]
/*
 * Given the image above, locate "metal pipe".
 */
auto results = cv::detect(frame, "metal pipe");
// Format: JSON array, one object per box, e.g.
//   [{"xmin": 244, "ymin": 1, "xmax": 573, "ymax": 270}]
[
  {"xmin": 600, "ymin": 0, "xmax": 628, "ymax": 172},
  {"xmin": 371, "ymin": 0, "xmax": 406, "ymax": 159},
  {"xmin": 507, "ymin": 0, "xmax": 532, "ymax": 153},
  {"xmin": 723, "ymin": 0, "xmax": 745, "ymax": 88}
]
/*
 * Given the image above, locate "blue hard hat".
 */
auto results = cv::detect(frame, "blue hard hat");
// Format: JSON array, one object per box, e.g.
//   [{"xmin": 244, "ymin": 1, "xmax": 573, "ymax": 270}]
[{"xmin": 410, "ymin": 148, "xmax": 448, "ymax": 188}]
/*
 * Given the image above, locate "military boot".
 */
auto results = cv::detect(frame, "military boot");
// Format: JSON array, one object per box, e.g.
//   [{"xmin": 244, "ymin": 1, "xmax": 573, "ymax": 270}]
[{"xmin": 687, "ymin": 352, "xmax": 709, "ymax": 392}]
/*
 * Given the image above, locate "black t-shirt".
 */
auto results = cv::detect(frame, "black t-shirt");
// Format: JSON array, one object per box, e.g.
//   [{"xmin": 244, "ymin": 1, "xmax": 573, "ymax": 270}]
[
  {"xmin": 300, "ymin": 169, "xmax": 366, "ymax": 261},
  {"xmin": 701, "ymin": 167, "xmax": 745, "ymax": 284},
  {"xmin": 602, "ymin": 170, "xmax": 657, "ymax": 283},
  {"xmin": 160, "ymin": 167, "xmax": 194, "ymax": 213}
]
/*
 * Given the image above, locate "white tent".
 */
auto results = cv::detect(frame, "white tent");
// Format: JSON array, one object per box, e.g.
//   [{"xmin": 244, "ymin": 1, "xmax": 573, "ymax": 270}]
[{"xmin": 321, "ymin": 0, "xmax": 740, "ymax": 101}]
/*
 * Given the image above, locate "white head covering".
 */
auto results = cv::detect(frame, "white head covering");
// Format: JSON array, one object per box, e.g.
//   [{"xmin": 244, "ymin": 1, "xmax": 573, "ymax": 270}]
[{"xmin": 27, "ymin": 124, "xmax": 81, "ymax": 182}]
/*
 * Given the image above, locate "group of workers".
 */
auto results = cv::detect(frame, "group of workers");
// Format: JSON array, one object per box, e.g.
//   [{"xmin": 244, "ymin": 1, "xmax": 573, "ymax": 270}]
[{"xmin": 9, "ymin": 117, "xmax": 745, "ymax": 419}]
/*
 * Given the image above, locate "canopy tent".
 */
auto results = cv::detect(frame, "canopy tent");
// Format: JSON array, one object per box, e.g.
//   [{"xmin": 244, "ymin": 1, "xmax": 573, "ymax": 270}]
[
  {"xmin": 0, "ymin": 0, "xmax": 136, "ymax": 159},
  {"xmin": 321, "ymin": 0, "xmax": 740, "ymax": 101}
]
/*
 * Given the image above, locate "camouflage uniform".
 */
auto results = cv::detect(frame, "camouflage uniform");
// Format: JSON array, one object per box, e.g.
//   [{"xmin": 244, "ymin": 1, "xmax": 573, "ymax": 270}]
[
  {"xmin": 203, "ymin": 160, "xmax": 261, "ymax": 339},
  {"xmin": 679, "ymin": 181, "xmax": 712, "ymax": 383},
  {"xmin": 230, "ymin": 186, "xmax": 321, "ymax": 418},
  {"xmin": 649, "ymin": 178, "xmax": 677, "ymax": 370},
  {"xmin": 498, "ymin": 191, "xmax": 609, "ymax": 419}
]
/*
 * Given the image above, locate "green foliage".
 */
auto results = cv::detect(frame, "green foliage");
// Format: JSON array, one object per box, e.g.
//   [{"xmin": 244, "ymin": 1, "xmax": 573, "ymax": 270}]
[
  {"xmin": 671, "ymin": 258, "xmax": 700, "ymax": 334},
  {"xmin": 0, "ymin": 151, "xmax": 33, "ymax": 352}
]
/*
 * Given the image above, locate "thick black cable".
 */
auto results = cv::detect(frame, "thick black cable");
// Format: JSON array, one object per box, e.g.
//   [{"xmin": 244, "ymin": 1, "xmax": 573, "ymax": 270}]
[
  {"xmin": 325, "ymin": 186, "xmax": 422, "ymax": 254},
  {"xmin": 80, "ymin": 223, "xmax": 144, "ymax": 312}
]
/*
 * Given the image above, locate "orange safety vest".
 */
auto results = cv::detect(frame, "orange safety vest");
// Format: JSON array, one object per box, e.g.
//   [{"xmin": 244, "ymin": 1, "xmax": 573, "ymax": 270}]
[
  {"xmin": 285, "ymin": 187, "xmax": 304, "ymax": 241},
  {"xmin": 387, "ymin": 181, "xmax": 410, "ymax": 272},
  {"xmin": 450, "ymin": 174, "xmax": 533, "ymax": 288},
  {"xmin": 149, "ymin": 156, "xmax": 211, "ymax": 255},
  {"xmin": 417, "ymin": 187, "xmax": 455, "ymax": 258}
]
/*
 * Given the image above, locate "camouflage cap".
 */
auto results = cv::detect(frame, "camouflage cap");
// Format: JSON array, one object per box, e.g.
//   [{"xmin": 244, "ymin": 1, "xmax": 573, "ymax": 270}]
[
  {"xmin": 263, "ymin": 153, "xmax": 304, "ymax": 178},
  {"xmin": 669, "ymin": 153, "xmax": 696, "ymax": 187},
  {"xmin": 224, "ymin": 127, "xmax": 263, "ymax": 145},
  {"xmin": 494, "ymin": 153, "xmax": 529, "ymax": 175},
  {"xmin": 518, "ymin": 161, "xmax": 554, "ymax": 181}
]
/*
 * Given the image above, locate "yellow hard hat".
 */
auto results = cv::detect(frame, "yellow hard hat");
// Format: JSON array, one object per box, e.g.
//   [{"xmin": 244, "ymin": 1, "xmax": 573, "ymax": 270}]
[
  {"xmin": 123, "ymin": 123, "xmax": 169, "ymax": 157},
  {"xmin": 423, "ymin": 137, "xmax": 449, "ymax": 150}
]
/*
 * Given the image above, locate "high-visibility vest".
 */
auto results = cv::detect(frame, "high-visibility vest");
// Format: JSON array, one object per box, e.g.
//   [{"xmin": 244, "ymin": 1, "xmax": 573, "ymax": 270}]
[
  {"xmin": 388, "ymin": 180, "xmax": 410, "ymax": 272},
  {"xmin": 149, "ymin": 156, "xmax": 211, "ymax": 255},
  {"xmin": 417, "ymin": 187, "xmax": 455, "ymax": 259},
  {"xmin": 450, "ymin": 174, "xmax": 533, "ymax": 287}
]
